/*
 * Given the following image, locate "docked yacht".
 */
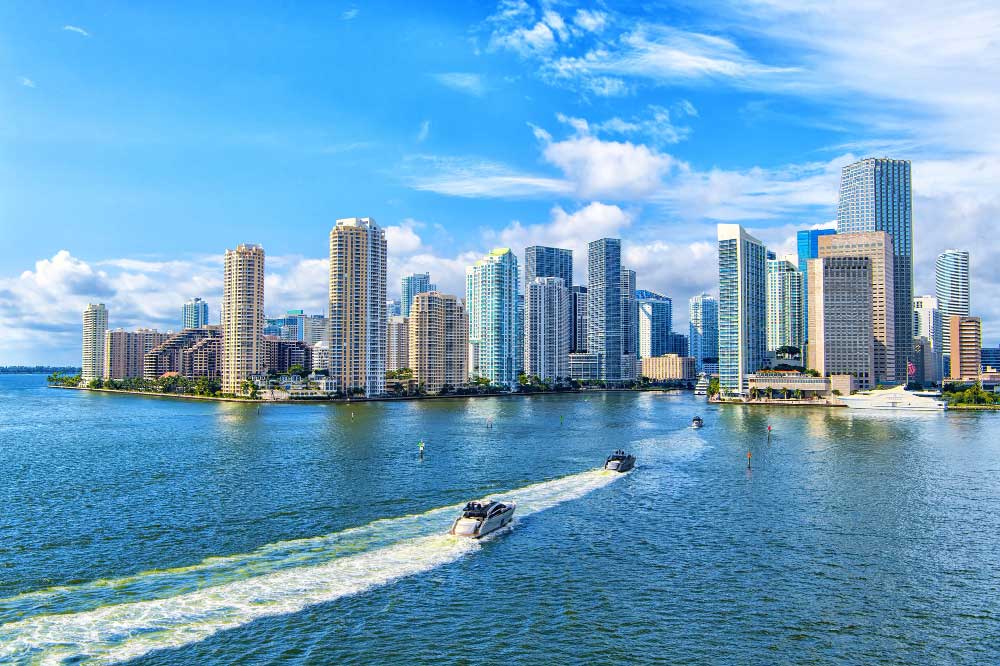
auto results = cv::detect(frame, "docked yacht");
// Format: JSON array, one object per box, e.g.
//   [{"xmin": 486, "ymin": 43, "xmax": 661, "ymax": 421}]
[
  {"xmin": 838, "ymin": 385, "xmax": 946, "ymax": 411},
  {"xmin": 694, "ymin": 374, "xmax": 710, "ymax": 396},
  {"xmin": 691, "ymin": 415, "xmax": 704, "ymax": 429},
  {"xmin": 604, "ymin": 450, "xmax": 636, "ymax": 472},
  {"xmin": 450, "ymin": 500, "xmax": 516, "ymax": 538}
]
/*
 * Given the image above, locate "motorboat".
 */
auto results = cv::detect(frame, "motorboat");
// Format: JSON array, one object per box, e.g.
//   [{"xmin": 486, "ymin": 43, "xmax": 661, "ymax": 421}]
[
  {"xmin": 691, "ymin": 415, "xmax": 704, "ymax": 428},
  {"xmin": 450, "ymin": 500, "xmax": 516, "ymax": 538},
  {"xmin": 837, "ymin": 385, "xmax": 946, "ymax": 411},
  {"xmin": 604, "ymin": 450, "xmax": 635, "ymax": 472}
]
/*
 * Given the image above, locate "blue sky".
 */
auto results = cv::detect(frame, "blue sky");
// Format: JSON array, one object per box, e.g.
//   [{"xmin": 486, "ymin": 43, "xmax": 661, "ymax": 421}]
[{"xmin": 2, "ymin": 1, "xmax": 999, "ymax": 363}]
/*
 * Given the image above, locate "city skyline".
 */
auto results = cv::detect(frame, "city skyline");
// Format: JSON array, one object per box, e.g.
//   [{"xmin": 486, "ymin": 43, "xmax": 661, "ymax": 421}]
[{"xmin": 3, "ymin": 2, "xmax": 1000, "ymax": 365}]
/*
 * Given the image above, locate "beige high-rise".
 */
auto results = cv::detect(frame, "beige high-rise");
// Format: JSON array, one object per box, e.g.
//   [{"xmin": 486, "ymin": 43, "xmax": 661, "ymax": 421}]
[
  {"xmin": 818, "ymin": 231, "xmax": 895, "ymax": 384},
  {"xmin": 807, "ymin": 257, "xmax": 875, "ymax": 389},
  {"xmin": 221, "ymin": 244, "xmax": 265, "ymax": 394},
  {"xmin": 409, "ymin": 292, "xmax": 468, "ymax": 394},
  {"xmin": 82, "ymin": 303, "xmax": 108, "ymax": 382},
  {"xmin": 329, "ymin": 218, "xmax": 387, "ymax": 397},
  {"xmin": 948, "ymin": 315, "xmax": 981, "ymax": 382},
  {"xmin": 387, "ymin": 316, "xmax": 410, "ymax": 372},
  {"xmin": 105, "ymin": 328, "xmax": 169, "ymax": 380}
]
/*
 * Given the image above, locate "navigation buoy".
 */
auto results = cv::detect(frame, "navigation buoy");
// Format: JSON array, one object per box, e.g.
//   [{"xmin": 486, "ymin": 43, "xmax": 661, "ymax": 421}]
[{"xmin": 419, "ymin": 440, "xmax": 425, "ymax": 458}]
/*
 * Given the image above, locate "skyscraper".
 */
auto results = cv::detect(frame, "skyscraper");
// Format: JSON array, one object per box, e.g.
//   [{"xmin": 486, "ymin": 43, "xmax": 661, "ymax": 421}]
[
  {"xmin": 620, "ymin": 268, "xmax": 638, "ymax": 358},
  {"xmin": 105, "ymin": 328, "xmax": 169, "ymax": 380},
  {"xmin": 587, "ymin": 238, "xmax": 623, "ymax": 382},
  {"xmin": 570, "ymin": 286, "xmax": 588, "ymax": 353},
  {"xmin": 409, "ymin": 291, "xmax": 468, "ymax": 393},
  {"xmin": 935, "ymin": 249, "xmax": 970, "ymax": 358},
  {"xmin": 948, "ymin": 315, "xmax": 981, "ymax": 382},
  {"xmin": 329, "ymin": 218, "xmax": 387, "ymax": 397},
  {"xmin": 182, "ymin": 297, "xmax": 209, "ymax": 329},
  {"xmin": 81, "ymin": 303, "xmax": 108, "ymax": 382},
  {"xmin": 688, "ymin": 293, "xmax": 718, "ymax": 373},
  {"xmin": 525, "ymin": 277, "xmax": 571, "ymax": 382},
  {"xmin": 401, "ymin": 273, "xmax": 434, "ymax": 317},
  {"xmin": 387, "ymin": 315, "xmax": 409, "ymax": 372},
  {"xmin": 807, "ymin": 256, "xmax": 875, "ymax": 388},
  {"xmin": 221, "ymin": 244, "xmax": 265, "ymax": 395},
  {"xmin": 796, "ymin": 229, "xmax": 836, "ymax": 342},
  {"xmin": 466, "ymin": 248, "xmax": 519, "ymax": 388},
  {"xmin": 818, "ymin": 232, "xmax": 896, "ymax": 384},
  {"xmin": 638, "ymin": 295, "xmax": 672, "ymax": 358},
  {"xmin": 765, "ymin": 258, "xmax": 804, "ymax": 353},
  {"xmin": 524, "ymin": 246, "xmax": 572, "ymax": 287},
  {"xmin": 913, "ymin": 295, "xmax": 943, "ymax": 383},
  {"xmin": 837, "ymin": 158, "xmax": 913, "ymax": 380},
  {"xmin": 717, "ymin": 225, "xmax": 767, "ymax": 394}
]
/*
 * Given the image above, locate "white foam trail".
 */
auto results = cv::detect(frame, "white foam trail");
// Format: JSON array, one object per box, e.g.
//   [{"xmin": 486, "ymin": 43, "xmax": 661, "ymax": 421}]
[{"xmin": 0, "ymin": 468, "xmax": 623, "ymax": 665}]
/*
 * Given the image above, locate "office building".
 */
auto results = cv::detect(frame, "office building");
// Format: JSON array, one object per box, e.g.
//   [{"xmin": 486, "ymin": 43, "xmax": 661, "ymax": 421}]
[
  {"xmin": 104, "ymin": 328, "xmax": 169, "ymax": 380},
  {"xmin": 638, "ymin": 295, "xmax": 672, "ymax": 358},
  {"xmin": 401, "ymin": 273, "xmax": 435, "ymax": 317},
  {"xmin": 264, "ymin": 337, "xmax": 313, "ymax": 375},
  {"xmin": 797, "ymin": 229, "xmax": 836, "ymax": 342},
  {"xmin": 387, "ymin": 316, "xmax": 409, "ymax": 372},
  {"xmin": 818, "ymin": 231, "xmax": 896, "ymax": 384},
  {"xmin": 665, "ymin": 332, "xmax": 689, "ymax": 357},
  {"xmin": 689, "ymin": 293, "xmax": 718, "ymax": 373},
  {"xmin": 301, "ymin": 315, "xmax": 328, "ymax": 346},
  {"xmin": 766, "ymin": 258, "xmax": 804, "ymax": 353},
  {"xmin": 570, "ymin": 286, "xmax": 588, "ymax": 353},
  {"xmin": 409, "ymin": 292, "xmax": 469, "ymax": 393},
  {"xmin": 524, "ymin": 246, "xmax": 572, "ymax": 287},
  {"xmin": 948, "ymin": 315, "xmax": 981, "ymax": 382},
  {"xmin": 717, "ymin": 225, "xmax": 767, "ymax": 394},
  {"xmin": 913, "ymin": 295, "xmax": 943, "ymax": 383},
  {"xmin": 837, "ymin": 158, "xmax": 913, "ymax": 381},
  {"xmin": 82, "ymin": 303, "xmax": 109, "ymax": 382},
  {"xmin": 641, "ymin": 354, "xmax": 696, "ymax": 382},
  {"xmin": 329, "ymin": 217, "xmax": 388, "ymax": 397},
  {"xmin": 584, "ymin": 238, "xmax": 623, "ymax": 382},
  {"xmin": 621, "ymin": 269, "xmax": 638, "ymax": 358},
  {"xmin": 936, "ymin": 249, "xmax": 970, "ymax": 359},
  {"xmin": 524, "ymin": 277, "xmax": 571, "ymax": 382},
  {"xmin": 807, "ymin": 257, "xmax": 874, "ymax": 389},
  {"xmin": 913, "ymin": 337, "xmax": 938, "ymax": 386},
  {"xmin": 182, "ymin": 297, "xmax": 209, "ymax": 330},
  {"xmin": 466, "ymin": 248, "xmax": 519, "ymax": 388},
  {"xmin": 221, "ymin": 244, "xmax": 265, "ymax": 394}
]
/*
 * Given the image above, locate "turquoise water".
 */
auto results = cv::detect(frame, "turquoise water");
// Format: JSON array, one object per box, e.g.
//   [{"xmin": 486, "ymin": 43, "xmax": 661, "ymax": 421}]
[{"xmin": 1, "ymin": 374, "xmax": 998, "ymax": 664}]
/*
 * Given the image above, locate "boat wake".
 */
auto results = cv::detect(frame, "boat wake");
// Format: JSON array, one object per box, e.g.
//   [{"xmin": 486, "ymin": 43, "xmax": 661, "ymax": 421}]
[{"xmin": 0, "ymin": 468, "xmax": 622, "ymax": 665}]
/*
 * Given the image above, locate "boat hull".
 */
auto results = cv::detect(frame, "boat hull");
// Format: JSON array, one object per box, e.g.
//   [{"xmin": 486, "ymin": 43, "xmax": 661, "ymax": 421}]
[
  {"xmin": 605, "ymin": 457, "xmax": 635, "ymax": 473},
  {"xmin": 450, "ymin": 505, "xmax": 516, "ymax": 538}
]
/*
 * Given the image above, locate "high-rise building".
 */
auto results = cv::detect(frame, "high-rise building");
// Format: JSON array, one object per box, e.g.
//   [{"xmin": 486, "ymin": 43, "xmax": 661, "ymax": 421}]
[
  {"xmin": 913, "ymin": 295, "xmax": 943, "ymax": 383},
  {"xmin": 182, "ymin": 297, "xmax": 209, "ymax": 330},
  {"xmin": 401, "ymin": 273, "xmax": 434, "ymax": 317},
  {"xmin": 796, "ymin": 229, "xmax": 836, "ymax": 342},
  {"xmin": 688, "ymin": 293, "xmax": 718, "ymax": 373},
  {"xmin": 818, "ymin": 232, "xmax": 896, "ymax": 384},
  {"xmin": 807, "ymin": 257, "xmax": 875, "ymax": 388},
  {"xmin": 936, "ymin": 249, "xmax": 970, "ymax": 360},
  {"xmin": 765, "ymin": 258, "xmax": 804, "ymax": 353},
  {"xmin": 516, "ymin": 293, "xmax": 525, "ymax": 376},
  {"xmin": 387, "ymin": 315, "xmax": 409, "ymax": 372},
  {"xmin": 145, "ymin": 327, "xmax": 222, "ymax": 379},
  {"xmin": 524, "ymin": 246, "xmax": 572, "ymax": 287},
  {"xmin": 329, "ymin": 218, "xmax": 387, "ymax": 397},
  {"xmin": 409, "ymin": 292, "xmax": 468, "ymax": 393},
  {"xmin": 263, "ymin": 336, "xmax": 313, "ymax": 375},
  {"xmin": 981, "ymin": 346, "xmax": 1000, "ymax": 372},
  {"xmin": 386, "ymin": 299, "xmax": 402, "ymax": 318},
  {"xmin": 638, "ymin": 295, "xmax": 672, "ymax": 358},
  {"xmin": 948, "ymin": 315, "xmax": 981, "ymax": 382},
  {"xmin": 913, "ymin": 337, "xmax": 938, "ymax": 386},
  {"xmin": 621, "ymin": 269, "xmax": 638, "ymax": 358},
  {"xmin": 585, "ymin": 238, "xmax": 623, "ymax": 381},
  {"xmin": 837, "ymin": 158, "xmax": 913, "ymax": 380},
  {"xmin": 524, "ymin": 277, "xmax": 571, "ymax": 382},
  {"xmin": 665, "ymin": 332, "xmax": 689, "ymax": 357},
  {"xmin": 466, "ymin": 248, "xmax": 519, "ymax": 388},
  {"xmin": 221, "ymin": 244, "xmax": 265, "ymax": 395},
  {"xmin": 717, "ymin": 225, "xmax": 766, "ymax": 394},
  {"xmin": 82, "ymin": 303, "xmax": 109, "ymax": 382},
  {"xmin": 570, "ymin": 286, "xmax": 588, "ymax": 353},
  {"xmin": 105, "ymin": 328, "xmax": 169, "ymax": 380},
  {"xmin": 302, "ymin": 315, "xmax": 329, "ymax": 346}
]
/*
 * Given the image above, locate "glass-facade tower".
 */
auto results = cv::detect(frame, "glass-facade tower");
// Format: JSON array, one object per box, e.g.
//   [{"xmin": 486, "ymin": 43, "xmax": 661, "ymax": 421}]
[
  {"xmin": 689, "ymin": 293, "xmax": 718, "ymax": 373},
  {"xmin": 587, "ymin": 238, "xmax": 622, "ymax": 381},
  {"xmin": 796, "ymin": 229, "xmax": 835, "ymax": 342},
  {"xmin": 524, "ymin": 246, "xmax": 572, "ymax": 288},
  {"xmin": 718, "ymin": 224, "xmax": 767, "ymax": 393}
]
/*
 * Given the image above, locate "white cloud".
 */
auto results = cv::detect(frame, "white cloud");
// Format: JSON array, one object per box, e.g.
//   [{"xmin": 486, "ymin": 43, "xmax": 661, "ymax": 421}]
[
  {"xmin": 416, "ymin": 120, "xmax": 430, "ymax": 143},
  {"xmin": 62, "ymin": 25, "xmax": 90, "ymax": 37},
  {"xmin": 342, "ymin": 8, "xmax": 359, "ymax": 20},
  {"xmin": 431, "ymin": 72, "xmax": 486, "ymax": 96},
  {"xmin": 572, "ymin": 9, "xmax": 608, "ymax": 34},
  {"xmin": 403, "ymin": 154, "xmax": 573, "ymax": 198},
  {"xmin": 18, "ymin": 76, "xmax": 36, "ymax": 88}
]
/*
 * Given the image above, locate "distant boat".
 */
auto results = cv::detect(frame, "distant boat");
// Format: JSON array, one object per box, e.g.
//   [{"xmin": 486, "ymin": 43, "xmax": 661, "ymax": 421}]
[
  {"xmin": 838, "ymin": 385, "xmax": 946, "ymax": 411},
  {"xmin": 694, "ymin": 374, "xmax": 710, "ymax": 396},
  {"xmin": 691, "ymin": 416, "xmax": 704, "ymax": 428}
]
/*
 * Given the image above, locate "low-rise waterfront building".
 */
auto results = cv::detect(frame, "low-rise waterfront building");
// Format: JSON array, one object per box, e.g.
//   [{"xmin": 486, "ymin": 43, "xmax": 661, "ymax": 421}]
[{"xmin": 641, "ymin": 354, "xmax": 696, "ymax": 381}]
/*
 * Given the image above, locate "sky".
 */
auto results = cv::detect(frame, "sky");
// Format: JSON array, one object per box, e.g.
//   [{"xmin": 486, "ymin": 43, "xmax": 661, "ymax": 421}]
[{"xmin": 2, "ymin": 0, "xmax": 999, "ymax": 364}]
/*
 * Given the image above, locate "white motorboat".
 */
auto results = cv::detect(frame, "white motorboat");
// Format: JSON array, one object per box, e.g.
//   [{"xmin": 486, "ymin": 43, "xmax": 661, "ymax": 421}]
[
  {"xmin": 450, "ymin": 500, "xmax": 516, "ymax": 538},
  {"xmin": 838, "ymin": 385, "xmax": 946, "ymax": 411},
  {"xmin": 604, "ymin": 450, "xmax": 636, "ymax": 472}
]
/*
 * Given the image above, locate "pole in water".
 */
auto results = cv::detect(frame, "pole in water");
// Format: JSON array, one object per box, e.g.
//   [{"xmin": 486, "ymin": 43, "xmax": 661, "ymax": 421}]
[
  {"xmin": 747, "ymin": 450, "xmax": 752, "ymax": 469},
  {"xmin": 767, "ymin": 424, "xmax": 771, "ymax": 444},
  {"xmin": 418, "ymin": 440, "xmax": 425, "ymax": 458}
]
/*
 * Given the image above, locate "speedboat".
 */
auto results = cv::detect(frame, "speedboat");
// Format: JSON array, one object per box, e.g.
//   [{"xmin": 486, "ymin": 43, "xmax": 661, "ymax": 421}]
[
  {"xmin": 604, "ymin": 450, "xmax": 635, "ymax": 472},
  {"xmin": 450, "ymin": 500, "xmax": 516, "ymax": 538},
  {"xmin": 691, "ymin": 416, "xmax": 704, "ymax": 428}
]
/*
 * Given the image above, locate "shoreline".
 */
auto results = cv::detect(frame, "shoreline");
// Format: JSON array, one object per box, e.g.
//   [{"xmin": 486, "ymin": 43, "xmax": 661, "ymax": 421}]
[{"xmin": 710, "ymin": 397, "xmax": 845, "ymax": 408}]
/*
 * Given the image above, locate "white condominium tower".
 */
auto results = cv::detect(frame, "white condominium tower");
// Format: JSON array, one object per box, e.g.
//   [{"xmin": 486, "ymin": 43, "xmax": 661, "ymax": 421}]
[
  {"xmin": 717, "ymin": 225, "xmax": 767, "ymax": 394},
  {"xmin": 221, "ymin": 243, "xmax": 265, "ymax": 395},
  {"xmin": 329, "ymin": 217, "xmax": 387, "ymax": 398},
  {"xmin": 81, "ymin": 303, "xmax": 108, "ymax": 382},
  {"xmin": 935, "ymin": 249, "xmax": 970, "ymax": 355},
  {"xmin": 466, "ymin": 248, "xmax": 519, "ymax": 389},
  {"xmin": 525, "ymin": 277, "xmax": 571, "ymax": 383},
  {"xmin": 765, "ymin": 257, "xmax": 804, "ymax": 353}
]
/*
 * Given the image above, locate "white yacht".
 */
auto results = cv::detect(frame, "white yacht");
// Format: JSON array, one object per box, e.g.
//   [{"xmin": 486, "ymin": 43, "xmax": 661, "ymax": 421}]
[
  {"xmin": 838, "ymin": 385, "xmax": 946, "ymax": 411},
  {"xmin": 694, "ymin": 374, "xmax": 710, "ymax": 396},
  {"xmin": 450, "ymin": 500, "xmax": 516, "ymax": 538}
]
